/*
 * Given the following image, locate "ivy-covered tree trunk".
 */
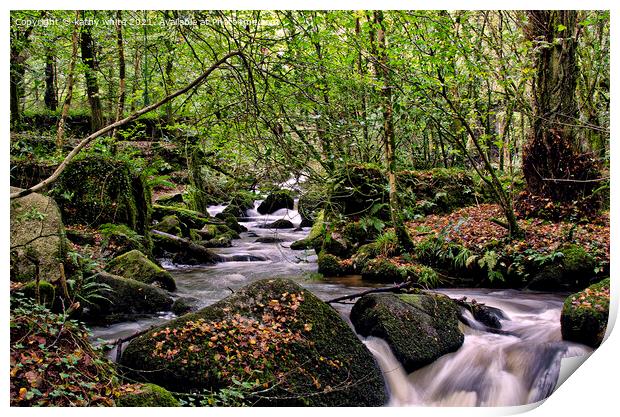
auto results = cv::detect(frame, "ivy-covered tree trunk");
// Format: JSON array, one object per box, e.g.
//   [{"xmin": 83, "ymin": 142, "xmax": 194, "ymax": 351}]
[
  {"xmin": 374, "ymin": 11, "xmax": 415, "ymax": 252},
  {"xmin": 523, "ymin": 11, "xmax": 601, "ymax": 203},
  {"xmin": 80, "ymin": 14, "xmax": 104, "ymax": 132},
  {"xmin": 10, "ymin": 25, "xmax": 33, "ymax": 128},
  {"xmin": 44, "ymin": 46, "xmax": 57, "ymax": 111}
]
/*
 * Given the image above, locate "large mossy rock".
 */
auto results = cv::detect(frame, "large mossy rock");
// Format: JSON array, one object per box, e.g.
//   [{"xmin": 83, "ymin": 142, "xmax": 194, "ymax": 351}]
[
  {"xmin": 152, "ymin": 204, "xmax": 210, "ymax": 231},
  {"xmin": 527, "ymin": 244, "xmax": 596, "ymax": 291},
  {"xmin": 116, "ymin": 383, "xmax": 180, "ymax": 407},
  {"xmin": 397, "ymin": 168, "xmax": 477, "ymax": 215},
  {"xmin": 120, "ymin": 278, "xmax": 387, "ymax": 406},
  {"xmin": 351, "ymin": 293, "xmax": 464, "ymax": 373},
  {"xmin": 561, "ymin": 278, "xmax": 610, "ymax": 348},
  {"xmin": 328, "ymin": 164, "xmax": 388, "ymax": 219},
  {"xmin": 257, "ymin": 190, "xmax": 294, "ymax": 215},
  {"xmin": 290, "ymin": 210, "xmax": 326, "ymax": 251},
  {"xmin": 106, "ymin": 250, "xmax": 176, "ymax": 291},
  {"xmin": 53, "ymin": 156, "xmax": 151, "ymax": 234},
  {"xmin": 84, "ymin": 272, "xmax": 173, "ymax": 323},
  {"xmin": 10, "ymin": 187, "xmax": 67, "ymax": 283}
]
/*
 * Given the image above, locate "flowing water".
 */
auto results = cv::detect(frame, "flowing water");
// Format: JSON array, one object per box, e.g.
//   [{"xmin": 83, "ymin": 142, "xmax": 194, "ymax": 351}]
[{"xmin": 91, "ymin": 201, "xmax": 592, "ymax": 406}]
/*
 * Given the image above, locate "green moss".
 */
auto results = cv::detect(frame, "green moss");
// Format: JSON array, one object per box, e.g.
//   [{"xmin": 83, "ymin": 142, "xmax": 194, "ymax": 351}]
[
  {"xmin": 351, "ymin": 293, "xmax": 463, "ymax": 373},
  {"xmin": 53, "ymin": 156, "xmax": 151, "ymax": 234},
  {"xmin": 85, "ymin": 272, "xmax": 173, "ymax": 323},
  {"xmin": 317, "ymin": 251, "xmax": 348, "ymax": 277},
  {"xmin": 561, "ymin": 278, "xmax": 609, "ymax": 348},
  {"xmin": 257, "ymin": 190, "xmax": 294, "ymax": 215},
  {"xmin": 106, "ymin": 250, "xmax": 176, "ymax": 291},
  {"xmin": 290, "ymin": 211, "xmax": 326, "ymax": 251},
  {"xmin": 154, "ymin": 215, "xmax": 183, "ymax": 237},
  {"xmin": 116, "ymin": 383, "xmax": 180, "ymax": 407},
  {"xmin": 361, "ymin": 258, "xmax": 404, "ymax": 282},
  {"xmin": 99, "ymin": 223, "xmax": 151, "ymax": 257},
  {"xmin": 21, "ymin": 281, "xmax": 56, "ymax": 308},
  {"xmin": 120, "ymin": 278, "xmax": 387, "ymax": 406},
  {"xmin": 152, "ymin": 205, "xmax": 210, "ymax": 230},
  {"xmin": 560, "ymin": 244, "xmax": 595, "ymax": 275}
]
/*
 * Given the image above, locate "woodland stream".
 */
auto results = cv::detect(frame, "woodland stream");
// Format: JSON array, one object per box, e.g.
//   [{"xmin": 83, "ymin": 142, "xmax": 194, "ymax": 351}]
[{"xmin": 91, "ymin": 201, "xmax": 592, "ymax": 407}]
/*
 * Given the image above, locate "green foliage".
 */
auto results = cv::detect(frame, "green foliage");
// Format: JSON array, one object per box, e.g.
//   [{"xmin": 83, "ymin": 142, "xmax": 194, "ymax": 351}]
[{"xmin": 10, "ymin": 296, "xmax": 118, "ymax": 406}]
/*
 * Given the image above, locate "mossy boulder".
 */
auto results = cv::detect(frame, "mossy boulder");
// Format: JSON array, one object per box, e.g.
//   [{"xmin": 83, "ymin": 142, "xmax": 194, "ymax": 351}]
[
  {"xmin": 397, "ymin": 168, "xmax": 476, "ymax": 215},
  {"xmin": 154, "ymin": 193, "xmax": 185, "ymax": 207},
  {"xmin": 116, "ymin": 383, "xmax": 180, "ymax": 407},
  {"xmin": 120, "ymin": 278, "xmax": 387, "ymax": 406},
  {"xmin": 201, "ymin": 236, "xmax": 233, "ymax": 248},
  {"xmin": 84, "ymin": 272, "xmax": 173, "ymax": 323},
  {"xmin": 361, "ymin": 258, "xmax": 404, "ymax": 283},
  {"xmin": 10, "ymin": 187, "xmax": 67, "ymax": 283},
  {"xmin": 99, "ymin": 223, "xmax": 152, "ymax": 258},
  {"xmin": 52, "ymin": 156, "xmax": 151, "ymax": 234},
  {"xmin": 328, "ymin": 164, "xmax": 388, "ymax": 219},
  {"xmin": 152, "ymin": 205, "xmax": 210, "ymax": 231},
  {"xmin": 290, "ymin": 210, "xmax": 326, "ymax": 251},
  {"xmin": 21, "ymin": 280, "xmax": 57, "ymax": 308},
  {"xmin": 351, "ymin": 293, "xmax": 464, "ymax": 373},
  {"xmin": 257, "ymin": 190, "xmax": 294, "ymax": 215},
  {"xmin": 154, "ymin": 215, "xmax": 183, "ymax": 237},
  {"xmin": 527, "ymin": 244, "xmax": 596, "ymax": 291},
  {"xmin": 106, "ymin": 250, "xmax": 176, "ymax": 291},
  {"xmin": 317, "ymin": 251, "xmax": 350, "ymax": 277},
  {"xmin": 561, "ymin": 278, "xmax": 609, "ymax": 348}
]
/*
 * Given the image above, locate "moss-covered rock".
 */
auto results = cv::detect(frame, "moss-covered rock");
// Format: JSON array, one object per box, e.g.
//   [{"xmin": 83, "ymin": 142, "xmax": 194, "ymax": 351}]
[
  {"xmin": 201, "ymin": 235, "xmax": 233, "ymax": 248},
  {"xmin": 21, "ymin": 280, "xmax": 56, "ymax": 308},
  {"xmin": 257, "ymin": 190, "xmax": 294, "ymax": 215},
  {"xmin": 361, "ymin": 258, "xmax": 404, "ymax": 283},
  {"xmin": 527, "ymin": 244, "xmax": 596, "ymax": 291},
  {"xmin": 397, "ymin": 168, "xmax": 477, "ymax": 215},
  {"xmin": 84, "ymin": 272, "xmax": 173, "ymax": 323},
  {"xmin": 152, "ymin": 205, "xmax": 210, "ymax": 231},
  {"xmin": 317, "ymin": 251, "xmax": 349, "ymax": 277},
  {"xmin": 116, "ymin": 383, "xmax": 180, "ymax": 407},
  {"xmin": 10, "ymin": 187, "xmax": 67, "ymax": 283},
  {"xmin": 106, "ymin": 250, "xmax": 176, "ymax": 291},
  {"xmin": 328, "ymin": 164, "xmax": 388, "ymax": 219},
  {"xmin": 154, "ymin": 215, "xmax": 183, "ymax": 237},
  {"xmin": 290, "ymin": 210, "xmax": 325, "ymax": 251},
  {"xmin": 154, "ymin": 193, "xmax": 185, "ymax": 207},
  {"xmin": 120, "ymin": 278, "xmax": 387, "ymax": 406},
  {"xmin": 99, "ymin": 223, "xmax": 152, "ymax": 258},
  {"xmin": 561, "ymin": 278, "xmax": 609, "ymax": 348},
  {"xmin": 52, "ymin": 156, "xmax": 151, "ymax": 234},
  {"xmin": 351, "ymin": 293, "xmax": 464, "ymax": 373}
]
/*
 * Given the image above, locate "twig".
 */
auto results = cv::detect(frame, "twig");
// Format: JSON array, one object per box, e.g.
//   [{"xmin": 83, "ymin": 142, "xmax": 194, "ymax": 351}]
[{"xmin": 326, "ymin": 281, "xmax": 413, "ymax": 304}]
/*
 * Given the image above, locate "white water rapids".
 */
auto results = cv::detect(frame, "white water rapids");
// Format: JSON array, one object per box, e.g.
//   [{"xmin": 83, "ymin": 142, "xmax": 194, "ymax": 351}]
[{"xmin": 364, "ymin": 289, "xmax": 592, "ymax": 406}]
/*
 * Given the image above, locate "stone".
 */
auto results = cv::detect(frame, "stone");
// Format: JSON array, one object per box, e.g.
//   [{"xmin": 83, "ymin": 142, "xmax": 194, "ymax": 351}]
[
  {"xmin": 10, "ymin": 187, "xmax": 67, "ymax": 283},
  {"xmin": 351, "ymin": 293, "xmax": 464, "ymax": 373},
  {"xmin": 120, "ymin": 278, "xmax": 387, "ymax": 406},
  {"xmin": 106, "ymin": 250, "xmax": 176, "ymax": 291}
]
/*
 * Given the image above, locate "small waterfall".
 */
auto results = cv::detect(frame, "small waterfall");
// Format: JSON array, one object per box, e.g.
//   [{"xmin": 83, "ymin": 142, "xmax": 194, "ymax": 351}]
[{"xmin": 364, "ymin": 292, "xmax": 593, "ymax": 407}]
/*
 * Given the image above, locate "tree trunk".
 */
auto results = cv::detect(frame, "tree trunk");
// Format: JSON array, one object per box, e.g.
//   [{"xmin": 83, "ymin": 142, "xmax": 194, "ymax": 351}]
[
  {"xmin": 10, "ymin": 25, "xmax": 34, "ymax": 127},
  {"xmin": 374, "ymin": 11, "xmax": 415, "ymax": 252},
  {"xmin": 44, "ymin": 46, "xmax": 58, "ymax": 111},
  {"xmin": 79, "ymin": 13, "xmax": 104, "ymax": 132},
  {"xmin": 56, "ymin": 15, "xmax": 79, "ymax": 151},
  {"xmin": 523, "ymin": 11, "xmax": 601, "ymax": 203},
  {"xmin": 112, "ymin": 10, "xmax": 126, "ymax": 140}
]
